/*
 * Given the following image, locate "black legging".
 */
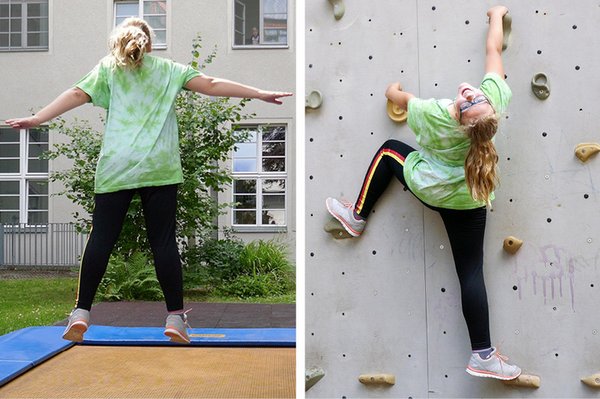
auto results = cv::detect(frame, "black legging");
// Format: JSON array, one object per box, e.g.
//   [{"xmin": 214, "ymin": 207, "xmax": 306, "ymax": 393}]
[
  {"xmin": 355, "ymin": 139, "xmax": 491, "ymax": 350},
  {"xmin": 76, "ymin": 184, "xmax": 183, "ymax": 312}
]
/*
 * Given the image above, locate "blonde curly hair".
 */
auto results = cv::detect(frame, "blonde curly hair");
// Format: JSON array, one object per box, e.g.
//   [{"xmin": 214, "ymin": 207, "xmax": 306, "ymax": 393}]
[
  {"xmin": 109, "ymin": 17, "xmax": 153, "ymax": 69},
  {"xmin": 463, "ymin": 114, "xmax": 499, "ymax": 205}
]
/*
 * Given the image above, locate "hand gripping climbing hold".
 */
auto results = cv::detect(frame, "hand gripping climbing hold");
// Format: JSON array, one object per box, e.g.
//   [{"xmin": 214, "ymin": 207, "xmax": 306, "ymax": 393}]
[
  {"xmin": 305, "ymin": 367, "xmax": 325, "ymax": 391},
  {"xmin": 502, "ymin": 13, "xmax": 512, "ymax": 51},
  {"xmin": 575, "ymin": 143, "xmax": 600, "ymax": 163},
  {"xmin": 327, "ymin": 0, "xmax": 345, "ymax": 20},
  {"xmin": 324, "ymin": 217, "xmax": 353, "ymax": 239},
  {"xmin": 531, "ymin": 73, "xmax": 550, "ymax": 100},
  {"xmin": 306, "ymin": 90, "xmax": 323, "ymax": 109},
  {"xmin": 503, "ymin": 236, "xmax": 523, "ymax": 254},
  {"xmin": 502, "ymin": 374, "xmax": 541, "ymax": 388},
  {"xmin": 581, "ymin": 373, "xmax": 600, "ymax": 388},
  {"xmin": 386, "ymin": 99, "xmax": 408, "ymax": 123},
  {"xmin": 358, "ymin": 374, "xmax": 396, "ymax": 386}
]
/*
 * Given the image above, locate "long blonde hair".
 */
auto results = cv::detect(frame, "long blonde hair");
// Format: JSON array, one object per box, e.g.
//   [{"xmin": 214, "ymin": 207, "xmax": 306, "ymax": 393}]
[
  {"xmin": 463, "ymin": 114, "xmax": 499, "ymax": 205},
  {"xmin": 109, "ymin": 17, "xmax": 153, "ymax": 69}
]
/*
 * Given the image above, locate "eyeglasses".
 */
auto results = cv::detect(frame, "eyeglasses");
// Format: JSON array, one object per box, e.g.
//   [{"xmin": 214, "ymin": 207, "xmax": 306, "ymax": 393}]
[{"xmin": 458, "ymin": 95, "xmax": 490, "ymax": 115}]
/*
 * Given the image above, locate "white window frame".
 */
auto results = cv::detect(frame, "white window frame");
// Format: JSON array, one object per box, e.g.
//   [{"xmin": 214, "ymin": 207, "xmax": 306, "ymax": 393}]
[
  {"xmin": 0, "ymin": 0, "xmax": 49, "ymax": 52},
  {"xmin": 231, "ymin": 124, "xmax": 287, "ymax": 231},
  {"xmin": 113, "ymin": 0, "xmax": 167, "ymax": 50},
  {"xmin": 0, "ymin": 127, "xmax": 49, "ymax": 226},
  {"xmin": 232, "ymin": 0, "xmax": 288, "ymax": 49}
]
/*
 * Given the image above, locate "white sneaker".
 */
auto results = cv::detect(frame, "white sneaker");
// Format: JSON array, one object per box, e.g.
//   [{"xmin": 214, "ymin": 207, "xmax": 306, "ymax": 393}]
[
  {"xmin": 62, "ymin": 308, "xmax": 90, "ymax": 342},
  {"xmin": 164, "ymin": 310, "xmax": 191, "ymax": 344},
  {"xmin": 325, "ymin": 197, "xmax": 366, "ymax": 237},
  {"xmin": 466, "ymin": 348, "xmax": 522, "ymax": 380}
]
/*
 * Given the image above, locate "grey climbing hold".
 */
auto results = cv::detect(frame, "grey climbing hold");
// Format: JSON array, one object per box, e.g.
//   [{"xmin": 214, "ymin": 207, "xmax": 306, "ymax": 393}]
[
  {"xmin": 503, "ymin": 236, "xmax": 523, "ymax": 254},
  {"xmin": 306, "ymin": 90, "xmax": 323, "ymax": 109},
  {"xmin": 324, "ymin": 217, "xmax": 353, "ymax": 239},
  {"xmin": 531, "ymin": 73, "xmax": 550, "ymax": 100},
  {"xmin": 328, "ymin": 0, "xmax": 345, "ymax": 20},
  {"xmin": 306, "ymin": 367, "xmax": 325, "ymax": 391},
  {"xmin": 502, "ymin": 13, "xmax": 512, "ymax": 51},
  {"xmin": 575, "ymin": 143, "xmax": 600, "ymax": 163}
]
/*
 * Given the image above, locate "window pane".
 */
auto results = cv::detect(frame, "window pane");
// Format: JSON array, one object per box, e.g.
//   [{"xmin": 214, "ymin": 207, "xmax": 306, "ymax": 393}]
[
  {"xmin": 0, "ymin": 196, "xmax": 19, "ymax": 209},
  {"xmin": 262, "ymin": 142, "xmax": 285, "ymax": 157},
  {"xmin": 0, "ymin": 5, "xmax": 8, "ymax": 18},
  {"xmin": 0, "ymin": 129, "xmax": 19, "ymax": 142},
  {"xmin": 28, "ymin": 211, "xmax": 47, "ymax": 224},
  {"xmin": 234, "ymin": 194, "xmax": 256, "ymax": 209},
  {"xmin": 0, "ymin": 211, "xmax": 19, "ymax": 224},
  {"xmin": 153, "ymin": 29, "xmax": 166, "ymax": 45},
  {"xmin": 28, "ymin": 142, "xmax": 47, "ymax": 157},
  {"xmin": 9, "ymin": 32, "xmax": 20, "ymax": 46},
  {"xmin": 234, "ymin": 179, "xmax": 256, "ymax": 194},
  {"xmin": 27, "ymin": 3, "xmax": 42, "ymax": 17},
  {"xmin": 262, "ymin": 210, "xmax": 284, "ymax": 225},
  {"xmin": 27, "ymin": 32, "xmax": 42, "ymax": 46},
  {"xmin": 116, "ymin": 3, "xmax": 139, "ymax": 18},
  {"xmin": 263, "ymin": 0, "xmax": 287, "ymax": 44},
  {"xmin": 0, "ymin": 181, "xmax": 19, "ymax": 194},
  {"xmin": 0, "ymin": 19, "xmax": 7, "ymax": 32},
  {"xmin": 29, "ymin": 180, "xmax": 48, "ymax": 194},
  {"xmin": 0, "ymin": 159, "xmax": 19, "ymax": 173},
  {"xmin": 27, "ymin": 17, "xmax": 48, "ymax": 31},
  {"xmin": 262, "ymin": 126, "xmax": 285, "ymax": 141},
  {"xmin": 234, "ymin": 142, "xmax": 256, "ymax": 158},
  {"xmin": 28, "ymin": 196, "xmax": 48, "ymax": 210},
  {"xmin": 29, "ymin": 129, "xmax": 48, "ymax": 142},
  {"xmin": 263, "ymin": 194, "xmax": 284, "ymax": 209},
  {"xmin": 263, "ymin": 179, "xmax": 285, "ymax": 193},
  {"xmin": 262, "ymin": 157, "xmax": 284, "ymax": 172},
  {"xmin": 0, "ymin": 144, "xmax": 19, "ymax": 157},
  {"xmin": 27, "ymin": 159, "xmax": 48, "ymax": 173},
  {"xmin": 9, "ymin": 17, "xmax": 19, "ymax": 31},
  {"xmin": 233, "ymin": 0, "xmax": 259, "ymax": 46},
  {"xmin": 10, "ymin": 4, "xmax": 21, "ymax": 17},
  {"xmin": 0, "ymin": 33, "xmax": 7, "ymax": 46},
  {"xmin": 145, "ymin": 15, "xmax": 165, "ymax": 29},
  {"xmin": 234, "ymin": 210, "xmax": 256, "ymax": 225},
  {"xmin": 143, "ymin": 1, "xmax": 166, "ymax": 15},
  {"xmin": 233, "ymin": 159, "xmax": 257, "ymax": 173}
]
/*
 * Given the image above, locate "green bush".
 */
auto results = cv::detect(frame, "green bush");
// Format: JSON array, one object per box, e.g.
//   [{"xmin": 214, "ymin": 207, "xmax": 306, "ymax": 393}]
[{"xmin": 96, "ymin": 252, "xmax": 164, "ymax": 302}]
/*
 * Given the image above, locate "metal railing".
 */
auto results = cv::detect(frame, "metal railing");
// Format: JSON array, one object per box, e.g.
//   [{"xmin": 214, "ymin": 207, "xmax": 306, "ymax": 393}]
[{"xmin": 0, "ymin": 223, "xmax": 88, "ymax": 268}]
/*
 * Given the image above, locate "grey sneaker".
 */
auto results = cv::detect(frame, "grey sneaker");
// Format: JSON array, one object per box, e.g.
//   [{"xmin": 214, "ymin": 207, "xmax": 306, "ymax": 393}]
[
  {"xmin": 325, "ymin": 197, "xmax": 366, "ymax": 237},
  {"xmin": 466, "ymin": 348, "xmax": 522, "ymax": 380},
  {"xmin": 62, "ymin": 308, "xmax": 90, "ymax": 342},
  {"xmin": 164, "ymin": 311, "xmax": 191, "ymax": 344}
]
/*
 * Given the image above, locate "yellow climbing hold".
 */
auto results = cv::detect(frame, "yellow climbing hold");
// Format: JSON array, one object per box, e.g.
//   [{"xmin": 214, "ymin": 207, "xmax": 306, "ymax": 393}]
[
  {"xmin": 386, "ymin": 99, "xmax": 408, "ymax": 123},
  {"xmin": 575, "ymin": 143, "xmax": 600, "ymax": 163},
  {"xmin": 581, "ymin": 373, "xmax": 600, "ymax": 388},
  {"xmin": 502, "ymin": 374, "xmax": 541, "ymax": 388},
  {"xmin": 358, "ymin": 374, "xmax": 396, "ymax": 386},
  {"xmin": 503, "ymin": 236, "xmax": 523, "ymax": 254}
]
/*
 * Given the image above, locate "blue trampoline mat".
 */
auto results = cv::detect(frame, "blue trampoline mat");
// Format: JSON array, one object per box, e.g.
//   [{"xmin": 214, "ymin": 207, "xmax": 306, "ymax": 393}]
[{"xmin": 0, "ymin": 325, "xmax": 295, "ymax": 387}]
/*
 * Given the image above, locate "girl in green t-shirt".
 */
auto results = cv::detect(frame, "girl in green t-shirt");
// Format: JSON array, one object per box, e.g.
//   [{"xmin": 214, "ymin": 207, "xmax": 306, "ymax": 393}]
[
  {"xmin": 6, "ymin": 18, "xmax": 291, "ymax": 344},
  {"xmin": 327, "ymin": 6, "xmax": 521, "ymax": 381}
]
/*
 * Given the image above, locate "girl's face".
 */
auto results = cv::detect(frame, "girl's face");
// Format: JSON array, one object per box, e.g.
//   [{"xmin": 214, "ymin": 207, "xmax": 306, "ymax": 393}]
[{"xmin": 455, "ymin": 83, "xmax": 494, "ymax": 124}]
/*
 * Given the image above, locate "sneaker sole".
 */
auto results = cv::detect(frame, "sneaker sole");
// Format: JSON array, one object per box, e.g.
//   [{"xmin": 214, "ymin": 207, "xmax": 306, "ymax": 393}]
[
  {"xmin": 325, "ymin": 199, "xmax": 362, "ymax": 237},
  {"xmin": 62, "ymin": 322, "xmax": 88, "ymax": 343},
  {"xmin": 466, "ymin": 366, "xmax": 521, "ymax": 381},
  {"xmin": 164, "ymin": 328, "xmax": 191, "ymax": 344}
]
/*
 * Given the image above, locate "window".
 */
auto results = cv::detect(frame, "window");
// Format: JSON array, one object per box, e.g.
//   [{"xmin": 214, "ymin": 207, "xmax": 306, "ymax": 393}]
[
  {"xmin": 0, "ymin": 0, "xmax": 48, "ymax": 51},
  {"xmin": 114, "ymin": 0, "xmax": 166, "ymax": 49},
  {"xmin": 233, "ymin": 0, "xmax": 287, "ymax": 47},
  {"xmin": 0, "ymin": 127, "xmax": 48, "ymax": 225},
  {"xmin": 232, "ymin": 125, "xmax": 286, "ymax": 227}
]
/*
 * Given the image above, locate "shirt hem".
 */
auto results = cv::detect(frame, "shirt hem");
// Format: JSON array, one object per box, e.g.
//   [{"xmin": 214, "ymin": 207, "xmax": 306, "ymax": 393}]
[{"xmin": 94, "ymin": 179, "xmax": 183, "ymax": 194}]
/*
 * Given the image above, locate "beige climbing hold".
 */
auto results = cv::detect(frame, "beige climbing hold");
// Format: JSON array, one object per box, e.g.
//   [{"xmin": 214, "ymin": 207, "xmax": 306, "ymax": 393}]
[
  {"xmin": 502, "ymin": 374, "xmax": 541, "ymax": 388},
  {"xmin": 358, "ymin": 374, "xmax": 396, "ymax": 386},
  {"xmin": 386, "ymin": 99, "xmax": 408, "ymax": 123},
  {"xmin": 502, "ymin": 13, "xmax": 512, "ymax": 51},
  {"xmin": 306, "ymin": 367, "xmax": 325, "ymax": 391},
  {"xmin": 306, "ymin": 90, "xmax": 323, "ymax": 109},
  {"xmin": 503, "ymin": 236, "xmax": 523, "ymax": 254},
  {"xmin": 324, "ymin": 218, "xmax": 353, "ymax": 239},
  {"xmin": 581, "ymin": 373, "xmax": 600, "ymax": 388},
  {"xmin": 328, "ymin": 0, "xmax": 345, "ymax": 20},
  {"xmin": 575, "ymin": 143, "xmax": 600, "ymax": 163}
]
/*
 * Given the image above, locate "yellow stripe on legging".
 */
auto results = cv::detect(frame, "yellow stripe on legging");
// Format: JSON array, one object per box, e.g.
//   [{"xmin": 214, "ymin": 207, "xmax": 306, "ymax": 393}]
[{"xmin": 355, "ymin": 149, "xmax": 405, "ymax": 214}]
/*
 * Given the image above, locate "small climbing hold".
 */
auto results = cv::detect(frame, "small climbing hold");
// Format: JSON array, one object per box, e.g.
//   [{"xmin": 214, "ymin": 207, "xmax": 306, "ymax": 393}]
[
  {"xmin": 358, "ymin": 374, "xmax": 396, "ymax": 386},
  {"xmin": 502, "ymin": 374, "xmax": 541, "ymax": 388},
  {"xmin": 575, "ymin": 143, "xmax": 600, "ymax": 163},
  {"xmin": 306, "ymin": 367, "xmax": 325, "ymax": 391},
  {"xmin": 327, "ymin": 0, "xmax": 345, "ymax": 20},
  {"xmin": 386, "ymin": 99, "xmax": 408, "ymax": 123},
  {"xmin": 324, "ymin": 218, "xmax": 353, "ymax": 239},
  {"xmin": 581, "ymin": 373, "xmax": 600, "ymax": 388},
  {"xmin": 531, "ymin": 73, "xmax": 550, "ymax": 100},
  {"xmin": 502, "ymin": 13, "xmax": 512, "ymax": 51},
  {"xmin": 306, "ymin": 90, "xmax": 323, "ymax": 109},
  {"xmin": 503, "ymin": 236, "xmax": 523, "ymax": 254}
]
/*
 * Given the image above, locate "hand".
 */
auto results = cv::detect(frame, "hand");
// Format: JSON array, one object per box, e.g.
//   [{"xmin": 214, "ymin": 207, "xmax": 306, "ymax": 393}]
[
  {"xmin": 5, "ymin": 116, "xmax": 41, "ymax": 129},
  {"xmin": 258, "ymin": 90, "xmax": 293, "ymax": 104},
  {"xmin": 487, "ymin": 6, "xmax": 508, "ymax": 18},
  {"xmin": 388, "ymin": 82, "xmax": 404, "ymax": 91}
]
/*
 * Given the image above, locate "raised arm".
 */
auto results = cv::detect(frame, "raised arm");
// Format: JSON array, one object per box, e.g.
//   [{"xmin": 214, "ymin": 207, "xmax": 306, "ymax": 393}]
[
  {"xmin": 385, "ymin": 82, "xmax": 415, "ymax": 111},
  {"xmin": 485, "ymin": 6, "xmax": 508, "ymax": 78},
  {"xmin": 5, "ymin": 88, "xmax": 90, "ymax": 129},
  {"xmin": 184, "ymin": 75, "xmax": 292, "ymax": 104}
]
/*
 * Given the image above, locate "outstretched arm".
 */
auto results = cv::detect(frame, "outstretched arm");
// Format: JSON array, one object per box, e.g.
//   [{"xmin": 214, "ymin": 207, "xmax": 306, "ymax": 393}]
[
  {"xmin": 5, "ymin": 88, "xmax": 90, "ymax": 129},
  {"xmin": 485, "ymin": 5, "xmax": 508, "ymax": 79},
  {"xmin": 185, "ymin": 75, "xmax": 292, "ymax": 104},
  {"xmin": 385, "ymin": 82, "xmax": 415, "ymax": 111}
]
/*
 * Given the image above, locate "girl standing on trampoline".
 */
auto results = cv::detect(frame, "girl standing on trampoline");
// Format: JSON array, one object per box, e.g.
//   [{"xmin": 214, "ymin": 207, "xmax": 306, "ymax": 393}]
[
  {"xmin": 6, "ymin": 18, "xmax": 291, "ymax": 344},
  {"xmin": 326, "ymin": 6, "xmax": 521, "ymax": 380}
]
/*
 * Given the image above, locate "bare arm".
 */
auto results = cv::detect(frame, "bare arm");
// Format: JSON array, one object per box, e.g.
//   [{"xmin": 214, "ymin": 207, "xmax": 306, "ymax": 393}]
[
  {"xmin": 485, "ymin": 6, "xmax": 508, "ymax": 78},
  {"xmin": 385, "ymin": 82, "xmax": 415, "ymax": 111},
  {"xmin": 5, "ymin": 87, "xmax": 91, "ymax": 129},
  {"xmin": 184, "ymin": 75, "xmax": 292, "ymax": 104}
]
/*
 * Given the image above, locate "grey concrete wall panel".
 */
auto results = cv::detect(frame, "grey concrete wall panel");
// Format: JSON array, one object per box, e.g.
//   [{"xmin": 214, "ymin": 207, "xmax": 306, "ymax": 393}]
[{"xmin": 306, "ymin": 1, "xmax": 600, "ymax": 397}]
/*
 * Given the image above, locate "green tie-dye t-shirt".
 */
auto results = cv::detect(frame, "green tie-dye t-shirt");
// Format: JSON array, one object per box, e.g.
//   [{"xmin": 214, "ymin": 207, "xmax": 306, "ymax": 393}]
[
  {"xmin": 403, "ymin": 73, "xmax": 512, "ymax": 209},
  {"xmin": 75, "ymin": 55, "xmax": 201, "ymax": 193}
]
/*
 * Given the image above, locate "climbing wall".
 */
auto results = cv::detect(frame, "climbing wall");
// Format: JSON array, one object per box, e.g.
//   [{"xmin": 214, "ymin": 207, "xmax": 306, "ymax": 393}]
[{"xmin": 305, "ymin": 1, "xmax": 600, "ymax": 397}]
